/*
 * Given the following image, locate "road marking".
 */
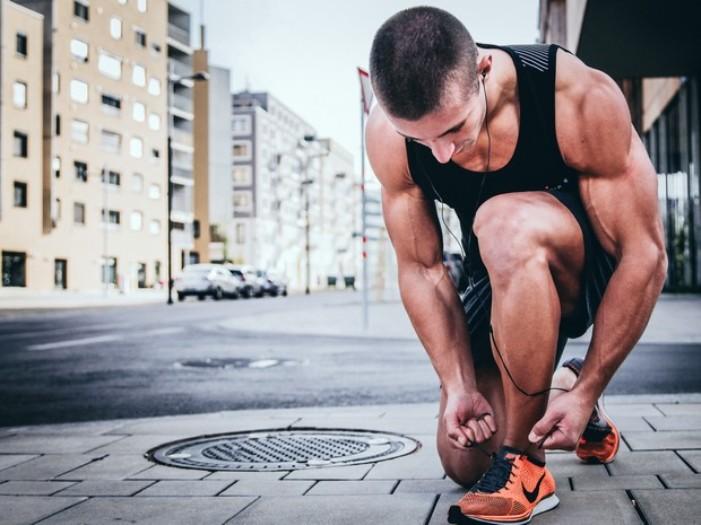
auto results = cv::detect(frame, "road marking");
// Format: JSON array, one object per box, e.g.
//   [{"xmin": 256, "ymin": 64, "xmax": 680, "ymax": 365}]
[
  {"xmin": 143, "ymin": 327, "xmax": 185, "ymax": 336},
  {"xmin": 27, "ymin": 335, "xmax": 121, "ymax": 351}
]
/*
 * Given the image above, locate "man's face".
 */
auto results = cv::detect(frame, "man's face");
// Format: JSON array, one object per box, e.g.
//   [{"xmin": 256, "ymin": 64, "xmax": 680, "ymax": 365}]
[{"xmin": 386, "ymin": 80, "xmax": 484, "ymax": 164}]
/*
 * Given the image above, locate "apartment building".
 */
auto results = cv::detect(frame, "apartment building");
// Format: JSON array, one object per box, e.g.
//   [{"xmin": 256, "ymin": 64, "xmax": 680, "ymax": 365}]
[
  {"xmin": 166, "ymin": 1, "xmax": 198, "ymax": 271},
  {"xmin": 538, "ymin": 0, "xmax": 701, "ymax": 291},
  {"xmin": 0, "ymin": 0, "xmax": 44, "ymax": 288},
  {"xmin": 230, "ymin": 91, "xmax": 313, "ymax": 284},
  {"xmin": 0, "ymin": 0, "xmax": 203, "ymax": 293}
]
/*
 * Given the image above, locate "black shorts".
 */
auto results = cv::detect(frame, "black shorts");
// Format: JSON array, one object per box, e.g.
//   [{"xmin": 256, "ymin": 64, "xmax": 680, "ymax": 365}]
[{"xmin": 460, "ymin": 189, "xmax": 617, "ymax": 369}]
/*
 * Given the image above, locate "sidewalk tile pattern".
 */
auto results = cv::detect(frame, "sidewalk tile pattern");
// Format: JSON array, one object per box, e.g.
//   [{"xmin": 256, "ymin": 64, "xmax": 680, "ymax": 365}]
[{"xmin": 0, "ymin": 399, "xmax": 699, "ymax": 523}]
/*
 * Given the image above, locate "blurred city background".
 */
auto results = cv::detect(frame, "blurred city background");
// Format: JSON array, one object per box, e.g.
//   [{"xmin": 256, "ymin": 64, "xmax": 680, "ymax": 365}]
[{"xmin": 0, "ymin": 0, "xmax": 700, "ymax": 420}]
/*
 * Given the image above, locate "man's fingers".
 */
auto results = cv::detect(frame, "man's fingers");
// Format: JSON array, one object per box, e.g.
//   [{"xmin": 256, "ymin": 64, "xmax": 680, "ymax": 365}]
[
  {"xmin": 476, "ymin": 418, "xmax": 494, "ymax": 441},
  {"xmin": 447, "ymin": 421, "xmax": 471, "ymax": 448},
  {"xmin": 529, "ymin": 411, "xmax": 560, "ymax": 444},
  {"xmin": 467, "ymin": 419, "xmax": 485, "ymax": 443},
  {"xmin": 480, "ymin": 413, "xmax": 497, "ymax": 433}
]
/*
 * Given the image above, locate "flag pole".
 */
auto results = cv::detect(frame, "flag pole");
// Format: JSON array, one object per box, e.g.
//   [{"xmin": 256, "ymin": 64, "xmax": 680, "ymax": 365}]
[{"xmin": 360, "ymin": 98, "xmax": 369, "ymax": 331}]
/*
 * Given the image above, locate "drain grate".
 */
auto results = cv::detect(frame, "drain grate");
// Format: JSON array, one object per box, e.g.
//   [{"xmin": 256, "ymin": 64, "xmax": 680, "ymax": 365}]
[
  {"xmin": 147, "ymin": 428, "xmax": 420, "ymax": 471},
  {"xmin": 175, "ymin": 358, "xmax": 298, "ymax": 369}
]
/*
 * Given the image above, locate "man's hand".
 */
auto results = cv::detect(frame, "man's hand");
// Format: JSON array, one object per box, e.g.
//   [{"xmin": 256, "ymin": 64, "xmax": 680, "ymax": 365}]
[
  {"xmin": 443, "ymin": 390, "xmax": 497, "ymax": 448},
  {"xmin": 528, "ymin": 390, "xmax": 592, "ymax": 450}
]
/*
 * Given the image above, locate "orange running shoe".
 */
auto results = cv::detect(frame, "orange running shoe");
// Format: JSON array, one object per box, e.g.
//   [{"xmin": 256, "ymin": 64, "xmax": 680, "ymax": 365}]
[
  {"xmin": 448, "ymin": 446, "xmax": 559, "ymax": 525},
  {"xmin": 561, "ymin": 358, "xmax": 620, "ymax": 464}
]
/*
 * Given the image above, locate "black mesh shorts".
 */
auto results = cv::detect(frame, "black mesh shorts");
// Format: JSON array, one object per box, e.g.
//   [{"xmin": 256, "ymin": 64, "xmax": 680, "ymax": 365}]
[{"xmin": 460, "ymin": 189, "xmax": 618, "ymax": 369}]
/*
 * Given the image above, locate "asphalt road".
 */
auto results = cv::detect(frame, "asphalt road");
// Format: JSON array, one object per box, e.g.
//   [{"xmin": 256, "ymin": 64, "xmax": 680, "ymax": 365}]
[{"xmin": 1, "ymin": 293, "xmax": 699, "ymax": 427}]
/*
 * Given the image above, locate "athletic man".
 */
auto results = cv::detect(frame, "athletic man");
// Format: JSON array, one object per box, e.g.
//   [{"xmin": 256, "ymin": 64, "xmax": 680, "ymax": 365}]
[{"xmin": 366, "ymin": 7, "xmax": 667, "ymax": 524}]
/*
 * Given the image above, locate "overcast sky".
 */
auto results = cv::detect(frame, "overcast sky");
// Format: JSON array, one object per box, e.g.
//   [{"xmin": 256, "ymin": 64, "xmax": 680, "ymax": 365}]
[{"xmin": 173, "ymin": 0, "xmax": 540, "ymax": 173}]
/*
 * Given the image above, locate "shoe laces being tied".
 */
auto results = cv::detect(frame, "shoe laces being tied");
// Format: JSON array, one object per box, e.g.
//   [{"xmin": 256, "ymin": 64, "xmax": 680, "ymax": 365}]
[{"xmin": 471, "ymin": 448, "xmax": 518, "ymax": 494}]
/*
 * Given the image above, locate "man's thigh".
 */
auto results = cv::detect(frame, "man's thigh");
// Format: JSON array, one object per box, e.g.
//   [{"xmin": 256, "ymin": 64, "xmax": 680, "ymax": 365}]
[{"xmin": 473, "ymin": 190, "xmax": 587, "ymax": 317}]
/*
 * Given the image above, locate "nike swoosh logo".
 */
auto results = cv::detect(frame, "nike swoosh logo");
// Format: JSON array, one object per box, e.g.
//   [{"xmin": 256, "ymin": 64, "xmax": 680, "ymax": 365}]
[{"xmin": 522, "ymin": 472, "xmax": 546, "ymax": 503}]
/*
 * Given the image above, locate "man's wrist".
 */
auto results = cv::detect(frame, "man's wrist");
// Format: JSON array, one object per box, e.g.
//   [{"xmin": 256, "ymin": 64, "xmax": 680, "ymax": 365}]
[{"xmin": 442, "ymin": 375, "xmax": 478, "ymax": 396}]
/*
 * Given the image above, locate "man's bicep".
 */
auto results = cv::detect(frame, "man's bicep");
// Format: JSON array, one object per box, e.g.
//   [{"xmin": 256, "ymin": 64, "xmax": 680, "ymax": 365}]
[
  {"xmin": 579, "ymin": 131, "xmax": 665, "ymax": 260},
  {"xmin": 382, "ymin": 185, "xmax": 444, "ymax": 270}
]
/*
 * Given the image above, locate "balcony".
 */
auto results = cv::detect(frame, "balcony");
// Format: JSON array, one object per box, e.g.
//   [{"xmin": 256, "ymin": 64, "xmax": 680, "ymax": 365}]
[
  {"xmin": 170, "ymin": 127, "xmax": 193, "ymax": 147},
  {"xmin": 168, "ymin": 23, "xmax": 190, "ymax": 47},
  {"xmin": 168, "ymin": 59, "xmax": 193, "ymax": 80},
  {"xmin": 172, "ymin": 93, "xmax": 193, "ymax": 113}
]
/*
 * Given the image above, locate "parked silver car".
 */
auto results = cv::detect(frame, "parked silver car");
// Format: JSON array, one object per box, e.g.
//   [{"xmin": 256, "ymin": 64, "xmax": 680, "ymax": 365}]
[{"xmin": 175, "ymin": 264, "xmax": 240, "ymax": 301}]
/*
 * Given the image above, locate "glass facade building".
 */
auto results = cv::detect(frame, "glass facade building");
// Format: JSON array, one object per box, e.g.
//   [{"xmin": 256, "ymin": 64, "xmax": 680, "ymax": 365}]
[{"xmin": 643, "ymin": 77, "xmax": 700, "ymax": 291}]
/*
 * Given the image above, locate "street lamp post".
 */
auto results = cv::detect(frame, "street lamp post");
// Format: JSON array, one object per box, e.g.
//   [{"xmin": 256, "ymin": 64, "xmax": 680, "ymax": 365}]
[{"xmin": 166, "ymin": 70, "xmax": 209, "ymax": 305}]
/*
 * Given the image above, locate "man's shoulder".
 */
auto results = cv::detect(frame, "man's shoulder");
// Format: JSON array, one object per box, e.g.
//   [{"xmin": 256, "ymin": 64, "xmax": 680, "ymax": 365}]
[
  {"xmin": 554, "ymin": 50, "xmax": 630, "ymax": 173},
  {"xmin": 366, "ymin": 105, "xmax": 414, "ymax": 192}
]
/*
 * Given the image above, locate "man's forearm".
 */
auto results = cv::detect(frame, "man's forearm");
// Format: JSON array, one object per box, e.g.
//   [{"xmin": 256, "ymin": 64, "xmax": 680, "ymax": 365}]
[
  {"xmin": 399, "ymin": 262, "xmax": 477, "ymax": 394},
  {"xmin": 574, "ymin": 251, "xmax": 667, "ymax": 404}
]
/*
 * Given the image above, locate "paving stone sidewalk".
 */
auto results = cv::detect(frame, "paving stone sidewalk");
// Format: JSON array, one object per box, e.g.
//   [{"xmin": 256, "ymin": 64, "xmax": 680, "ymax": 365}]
[{"xmin": 1, "ymin": 395, "xmax": 700, "ymax": 524}]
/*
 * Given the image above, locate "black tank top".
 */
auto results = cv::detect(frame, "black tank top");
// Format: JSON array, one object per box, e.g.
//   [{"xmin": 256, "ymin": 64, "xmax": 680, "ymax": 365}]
[{"xmin": 405, "ymin": 43, "xmax": 579, "ymax": 276}]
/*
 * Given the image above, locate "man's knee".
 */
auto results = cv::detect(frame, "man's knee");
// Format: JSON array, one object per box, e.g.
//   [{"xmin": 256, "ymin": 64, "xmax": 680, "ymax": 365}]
[
  {"xmin": 436, "ymin": 431, "xmax": 489, "ymax": 488},
  {"xmin": 474, "ymin": 197, "xmax": 549, "ymax": 283}
]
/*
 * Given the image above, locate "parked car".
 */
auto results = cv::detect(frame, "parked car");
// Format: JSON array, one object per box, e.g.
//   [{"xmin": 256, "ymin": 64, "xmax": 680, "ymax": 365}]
[
  {"xmin": 266, "ymin": 272, "xmax": 288, "ymax": 297},
  {"xmin": 175, "ymin": 264, "xmax": 240, "ymax": 301},
  {"xmin": 224, "ymin": 264, "xmax": 264, "ymax": 298},
  {"xmin": 255, "ymin": 269, "xmax": 287, "ymax": 297}
]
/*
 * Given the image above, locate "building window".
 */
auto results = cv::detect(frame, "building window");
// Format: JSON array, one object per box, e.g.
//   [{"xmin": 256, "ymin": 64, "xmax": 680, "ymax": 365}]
[
  {"xmin": 70, "ymin": 38, "xmax": 89, "ymax": 62},
  {"xmin": 101, "ymin": 129, "xmax": 122, "ymax": 153},
  {"xmin": 13, "ymin": 132, "xmax": 28, "ymax": 157},
  {"xmin": 134, "ymin": 28, "xmax": 147, "ymax": 47},
  {"xmin": 131, "ymin": 173, "xmax": 144, "ymax": 192},
  {"xmin": 52, "ymin": 156, "xmax": 61, "ymax": 178},
  {"xmin": 233, "ymin": 190, "xmax": 252, "ymax": 212},
  {"xmin": 98, "ymin": 51, "xmax": 121, "ymax": 80},
  {"xmin": 110, "ymin": 17, "xmax": 122, "ymax": 39},
  {"xmin": 132, "ymin": 101, "xmax": 145, "ymax": 121},
  {"xmin": 52, "ymin": 73, "xmax": 60, "ymax": 94},
  {"xmin": 16, "ymin": 33, "xmax": 28, "ymax": 57},
  {"xmin": 74, "ymin": 161, "xmax": 88, "ymax": 182},
  {"xmin": 73, "ymin": 0, "xmax": 89, "ymax": 21},
  {"xmin": 101, "ymin": 257, "xmax": 117, "ymax": 285},
  {"xmin": 130, "ymin": 211, "xmax": 143, "ymax": 231},
  {"xmin": 101, "ymin": 169, "xmax": 120, "ymax": 186},
  {"xmin": 2, "ymin": 252, "xmax": 26, "ymax": 287},
  {"xmin": 233, "ymin": 115, "xmax": 252, "ymax": 135},
  {"xmin": 129, "ymin": 137, "xmax": 143, "ymax": 158},
  {"xmin": 147, "ymin": 77, "xmax": 160, "ymax": 96},
  {"xmin": 101, "ymin": 209, "xmax": 121, "ymax": 225},
  {"xmin": 132, "ymin": 64, "xmax": 146, "ymax": 87},
  {"xmin": 233, "ymin": 140, "xmax": 252, "ymax": 160},
  {"xmin": 14, "ymin": 182, "xmax": 28, "ymax": 207},
  {"xmin": 148, "ymin": 184, "xmax": 161, "ymax": 199},
  {"xmin": 148, "ymin": 113, "xmax": 160, "ymax": 130},
  {"xmin": 54, "ymin": 259, "xmax": 68, "ymax": 289},
  {"xmin": 136, "ymin": 0, "xmax": 147, "ymax": 13},
  {"xmin": 71, "ymin": 120, "xmax": 89, "ymax": 143},
  {"xmin": 74, "ymin": 202, "xmax": 86, "ymax": 224},
  {"xmin": 101, "ymin": 93, "xmax": 121, "ymax": 114},
  {"xmin": 236, "ymin": 223, "xmax": 245, "ymax": 244},
  {"xmin": 149, "ymin": 219, "xmax": 161, "ymax": 235},
  {"xmin": 232, "ymin": 165, "xmax": 252, "ymax": 185},
  {"xmin": 52, "ymin": 197, "xmax": 62, "ymax": 224},
  {"xmin": 13, "ymin": 81, "xmax": 27, "ymax": 108},
  {"xmin": 54, "ymin": 114, "xmax": 61, "ymax": 136},
  {"xmin": 70, "ymin": 79, "xmax": 89, "ymax": 104}
]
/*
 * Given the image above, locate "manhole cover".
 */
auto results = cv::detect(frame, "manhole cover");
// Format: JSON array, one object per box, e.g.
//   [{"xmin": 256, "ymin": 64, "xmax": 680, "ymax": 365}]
[
  {"xmin": 147, "ymin": 428, "xmax": 420, "ymax": 471},
  {"xmin": 175, "ymin": 358, "xmax": 298, "ymax": 369}
]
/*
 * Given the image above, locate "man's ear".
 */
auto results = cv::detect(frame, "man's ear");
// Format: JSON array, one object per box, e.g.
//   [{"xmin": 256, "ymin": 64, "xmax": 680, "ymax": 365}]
[{"xmin": 477, "ymin": 54, "xmax": 493, "ymax": 80}]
